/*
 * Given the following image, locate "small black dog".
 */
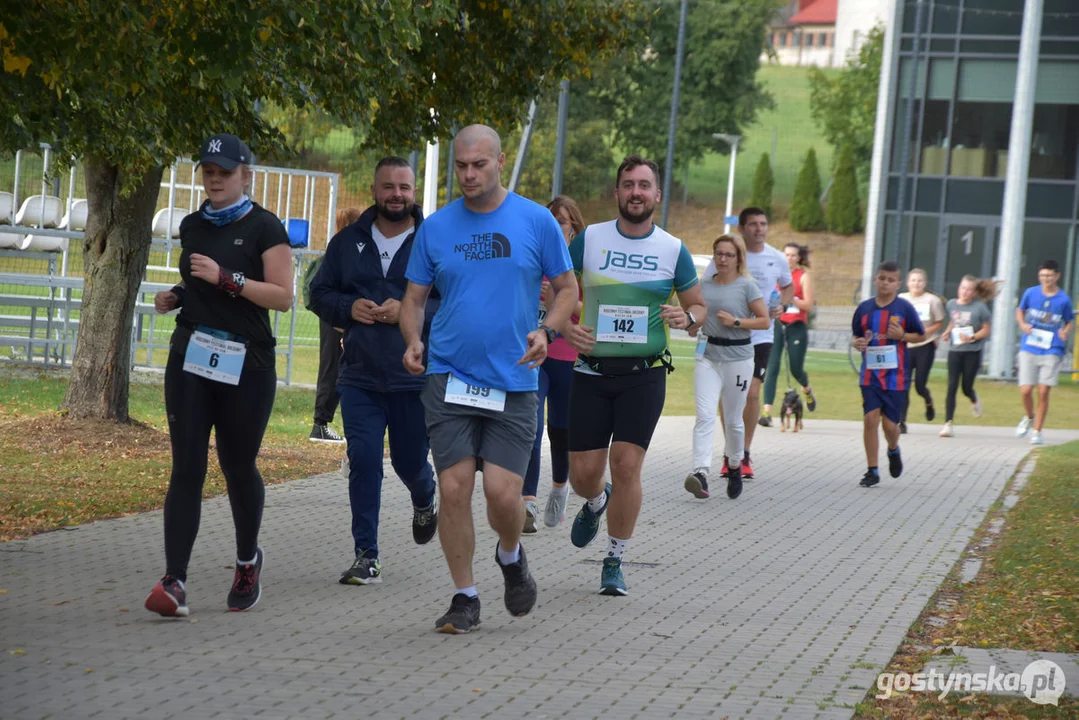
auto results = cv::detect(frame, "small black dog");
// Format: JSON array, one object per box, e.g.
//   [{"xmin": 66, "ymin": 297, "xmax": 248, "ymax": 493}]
[{"xmin": 780, "ymin": 389, "xmax": 804, "ymax": 433}]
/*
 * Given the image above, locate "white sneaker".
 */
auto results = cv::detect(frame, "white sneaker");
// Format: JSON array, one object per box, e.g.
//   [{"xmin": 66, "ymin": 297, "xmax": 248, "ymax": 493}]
[
  {"xmin": 523, "ymin": 500, "xmax": 539, "ymax": 534},
  {"xmin": 939, "ymin": 422, "xmax": 954, "ymax": 438},
  {"xmin": 341, "ymin": 455, "xmax": 350, "ymax": 478},
  {"xmin": 1030, "ymin": 430, "xmax": 1043, "ymax": 445},
  {"xmin": 1016, "ymin": 415, "xmax": 1033, "ymax": 438},
  {"xmin": 972, "ymin": 399, "xmax": 982, "ymax": 418}
]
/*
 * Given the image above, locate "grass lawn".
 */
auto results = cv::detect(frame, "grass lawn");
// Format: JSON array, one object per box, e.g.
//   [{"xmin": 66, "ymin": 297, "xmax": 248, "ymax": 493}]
[
  {"xmin": 685, "ymin": 65, "xmax": 837, "ymax": 212},
  {"xmin": 854, "ymin": 441, "xmax": 1079, "ymax": 719}
]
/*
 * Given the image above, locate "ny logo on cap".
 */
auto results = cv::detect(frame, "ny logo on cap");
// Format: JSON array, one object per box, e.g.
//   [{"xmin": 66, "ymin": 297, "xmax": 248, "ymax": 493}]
[{"xmin": 208, "ymin": 139, "xmax": 222, "ymax": 153}]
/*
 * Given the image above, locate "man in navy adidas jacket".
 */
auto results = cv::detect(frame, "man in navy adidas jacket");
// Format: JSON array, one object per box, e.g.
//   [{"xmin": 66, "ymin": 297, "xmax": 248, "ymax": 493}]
[{"xmin": 309, "ymin": 156, "xmax": 440, "ymax": 586}]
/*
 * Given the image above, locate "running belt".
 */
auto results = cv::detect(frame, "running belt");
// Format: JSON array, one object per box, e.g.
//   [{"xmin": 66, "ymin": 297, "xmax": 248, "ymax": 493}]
[{"xmin": 706, "ymin": 336, "xmax": 751, "ymax": 346}]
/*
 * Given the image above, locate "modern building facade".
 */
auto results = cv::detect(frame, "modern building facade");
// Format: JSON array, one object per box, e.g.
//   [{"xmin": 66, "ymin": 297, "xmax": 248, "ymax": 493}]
[{"xmin": 863, "ymin": 0, "xmax": 1079, "ymax": 377}]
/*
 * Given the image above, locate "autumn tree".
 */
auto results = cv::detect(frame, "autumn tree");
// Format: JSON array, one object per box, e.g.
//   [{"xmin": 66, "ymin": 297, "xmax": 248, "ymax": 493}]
[
  {"xmin": 808, "ymin": 24, "xmax": 884, "ymax": 177},
  {"xmin": 0, "ymin": 1, "xmax": 640, "ymax": 421},
  {"xmin": 590, "ymin": 0, "xmax": 780, "ymax": 171}
]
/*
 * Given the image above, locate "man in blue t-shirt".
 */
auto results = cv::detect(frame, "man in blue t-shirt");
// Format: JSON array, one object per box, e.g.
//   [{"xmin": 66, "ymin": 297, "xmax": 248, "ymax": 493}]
[
  {"xmin": 1014, "ymin": 259, "xmax": 1075, "ymax": 445},
  {"xmin": 851, "ymin": 261, "xmax": 926, "ymax": 488},
  {"xmin": 401, "ymin": 124, "xmax": 578, "ymax": 634}
]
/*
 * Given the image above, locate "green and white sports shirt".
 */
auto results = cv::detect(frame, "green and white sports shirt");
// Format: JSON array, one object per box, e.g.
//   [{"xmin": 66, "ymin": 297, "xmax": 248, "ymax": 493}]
[{"xmin": 568, "ymin": 219, "xmax": 699, "ymax": 362}]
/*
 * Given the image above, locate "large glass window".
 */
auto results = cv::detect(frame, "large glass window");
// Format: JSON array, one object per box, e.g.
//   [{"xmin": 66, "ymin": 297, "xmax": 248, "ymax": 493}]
[
  {"xmin": 950, "ymin": 60, "xmax": 1016, "ymax": 177},
  {"xmin": 962, "ymin": 0, "xmax": 1024, "ymax": 36},
  {"xmin": 946, "ymin": 179, "xmax": 1006, "ymax": 214},
  {"xmin": 1027, "ymin": 182, "xmax": 1076, "ymax": 219},
  {"xmin": 910, "ymin": 216, "xmax": 940, "ymax": 278},
  {"xmin": 1044, "ymin": 0, "xmax": 1079, "ymax": 39},
  {"xmin": 893, "ymin": 58, "xmax": 954, "ymax": 174},
  {"xmin": 1021, "ymin": 223, "xmax": 1074, "ymax": 290}
]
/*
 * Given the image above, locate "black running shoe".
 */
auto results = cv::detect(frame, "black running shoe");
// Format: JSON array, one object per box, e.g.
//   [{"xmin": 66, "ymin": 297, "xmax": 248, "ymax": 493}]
[
  {"xmin": 145, "ymin": 575, "xmax": 188, "ymax": 617},
  {"xmin": 495, "ymin": 543, "xmax": 537, "ymax": 617},
  {"xmin": 888, "ymin": 448, "xmax": 903, "ymax": 478},
  {"xmin": 684, "ymin": 471, "xmax": 709, "ymax": 499},
  {"xmin": 227, "ymin": 547, "xmax": 263, "ymax": 611},
  {"xmin": 726, "ymin": 467, "xmax": 743, "ymax": 499},
  {"xmin": 804, "ymin": 389, "xmax": 817, "ymax": 412},
  {"xmin": 758, "ymin": 414, "xmax": 773, "ymax": 428},
  {"xmin": 899, "ymin": 421, "xmax": 908, "ymax": 434},
  {"xmin": 339, "ymin": 554, "xmax": 382, "ymax": 585},
  {"xmin": 413, "ymin": 502, "xmax": 438, "ymax": 545},
  {"xmin": 859, "ymin": 471, "xmax": 880, "ymax": 488},
  {"xmin": 925, "ymin": 403, "xmax": 936, "ymax": 422},
  {"xmin": 435, "ymin": 593, "xmax": 481, "ymax": 634}
]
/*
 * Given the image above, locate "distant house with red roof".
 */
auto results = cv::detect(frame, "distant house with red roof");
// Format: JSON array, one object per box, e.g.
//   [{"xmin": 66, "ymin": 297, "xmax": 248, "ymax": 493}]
[{"xmin": 765, "ymin": 0, "xmax": 893, "ymax": 68}]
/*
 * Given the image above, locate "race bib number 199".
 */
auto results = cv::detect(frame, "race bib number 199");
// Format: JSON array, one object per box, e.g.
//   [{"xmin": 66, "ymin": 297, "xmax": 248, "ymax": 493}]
[
  {"xmin": 445, "ymin": 374, "xmax": 506, "ymax": 412},
  {"xmin": 183, "ymin": 330, "xmax": 246, "ymax": 385},
  {"xmin": 596, "ymin": 304, "xmax": 648, "ymax": 344}
]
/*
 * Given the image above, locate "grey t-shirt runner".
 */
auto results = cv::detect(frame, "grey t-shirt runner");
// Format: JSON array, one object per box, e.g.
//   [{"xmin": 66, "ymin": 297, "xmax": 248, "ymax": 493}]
[
  {"xmin": 945, "ymin": 298, "xmax": 992, "ymax": 352},
  {"xmin": 700, "ymin": 274, "xmax": 762, "ymax": 362}
]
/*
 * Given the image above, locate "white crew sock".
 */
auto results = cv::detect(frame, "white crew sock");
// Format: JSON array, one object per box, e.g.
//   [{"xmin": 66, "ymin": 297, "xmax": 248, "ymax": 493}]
[
  {"xmin": 587, "ymin": 490, "xmax": 608, "ymax": 514},
  {"xmin": 456, "ymin": 586, "xmax": 478, "ymax": 598},
  {"xmin": 497, "ymin": 542, "xmax": 521, "ymax": 565},
  {"xmin": 607, "ymin": 536, "xmax": 628, "ymax": 560}
]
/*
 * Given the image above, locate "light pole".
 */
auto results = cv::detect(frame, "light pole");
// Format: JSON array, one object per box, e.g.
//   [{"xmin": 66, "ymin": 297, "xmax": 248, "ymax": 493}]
[{"xmin": 713, "ymin": 133, "xmax": 741, "ymax": 235}]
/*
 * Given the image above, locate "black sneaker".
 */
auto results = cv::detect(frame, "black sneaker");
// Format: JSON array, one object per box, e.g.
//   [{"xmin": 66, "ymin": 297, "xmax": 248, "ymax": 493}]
[
  {"xmin": 309, "ymin": 423, "xmax": 345, "ymax": 444},
  {"xmin": 726, "ymin": 466, "xmax": 743, "ymax": 499},
  {"xmin": 804, "ymin": 389, "xmax": 817, "ymax": 412},
  {"xmin": 859, "ymin": 471, "xmax": 880, "ymax": 488},
  {"xmin": 888, "ymin": 448, "xmax": 903, "ymax": 478},
  {"xmin": 899, "ymin": 421, "xmax": 908, "ymax": 434},
  {"xmin": 758, "ymin": 414, "xmax": 773, "ymax": 428},
  {"xmin": 145, "ymin": 575, "xmax": 189, "ymax": 617},
  {"xmin": 435, "ymin": 593, "xmax": 481, "ymax": 634},
  {"xmin": 413, "ymin": 502, "xmax": 438, "ymax": 545},
  {"xmin": 925, "ymin": 403, "xmax": 936, "ymax": 422},
  {"xmin": 339, "ymin": 554, "xmax": 382, "ymax": 585},
  {"xmin": 227, "ymin": 547, "xmax": 263, "ymax": 611},
  {"xmin": 495, "ymin": 543, "xmax": 537, "ymax": 617},
  {"xmin": 684, "ymin": 470, "xmax": 709, "ymax": 499}
]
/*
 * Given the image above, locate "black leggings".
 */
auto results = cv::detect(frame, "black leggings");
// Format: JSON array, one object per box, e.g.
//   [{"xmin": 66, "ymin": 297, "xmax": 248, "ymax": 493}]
[
  {"xmin": 901, "ymin": 343, "xmax": 936, "ymax": 422},
  {"xmin": 163, "ymin": 344, "xmax": 277, "ymax": 581},
  {"xmin": 945, "ymin": 350, "xmax": 981, "ymax": 422}
]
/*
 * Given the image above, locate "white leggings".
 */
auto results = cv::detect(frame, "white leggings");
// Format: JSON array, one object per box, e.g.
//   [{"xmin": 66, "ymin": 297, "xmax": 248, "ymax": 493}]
[{"xmin": 692, "ymin": 355, "xmax": 754, "ymax": 471}]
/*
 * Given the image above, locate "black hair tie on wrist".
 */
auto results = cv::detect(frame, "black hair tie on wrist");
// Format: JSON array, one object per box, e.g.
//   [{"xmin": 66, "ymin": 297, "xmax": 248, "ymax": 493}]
[{"xmin": 216, "ymin": 268, "xmax": 246, "ymax": 297}]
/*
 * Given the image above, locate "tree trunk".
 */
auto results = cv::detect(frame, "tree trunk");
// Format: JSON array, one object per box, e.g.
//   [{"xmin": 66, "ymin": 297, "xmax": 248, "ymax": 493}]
[{"xmin": 60, "ymin": 160, "xmax": 164, "ymax": 422}]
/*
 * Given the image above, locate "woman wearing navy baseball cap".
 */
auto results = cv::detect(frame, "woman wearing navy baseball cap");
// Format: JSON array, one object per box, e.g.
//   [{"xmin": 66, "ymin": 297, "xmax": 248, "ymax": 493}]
[{"xmin": 145, "ymin": 133, "xmax": 293, "ymax": 617}]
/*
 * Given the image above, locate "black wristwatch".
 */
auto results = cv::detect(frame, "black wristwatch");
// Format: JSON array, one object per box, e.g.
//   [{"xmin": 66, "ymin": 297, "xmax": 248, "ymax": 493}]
[
  {"xmin": 686, "ymin": 311, "xmax": 697, "ymax": 327},
  {"xmin": 733, "ymin": 318, "xmax": 741, "ymax": 328},
  {"xmin": 539, "ymin": 324, "xmax": 556, "ymax": 343}
]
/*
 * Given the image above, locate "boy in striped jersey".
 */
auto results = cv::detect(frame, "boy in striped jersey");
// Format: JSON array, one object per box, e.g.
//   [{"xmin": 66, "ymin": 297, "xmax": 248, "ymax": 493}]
[{"xmin": 851, "ymin": 261, "xmax": 926, "ymax": 487}]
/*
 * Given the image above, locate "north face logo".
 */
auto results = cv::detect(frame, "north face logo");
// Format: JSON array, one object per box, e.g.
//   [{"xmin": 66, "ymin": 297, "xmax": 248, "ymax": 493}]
[{"xmin": 454, "ymin": 232, "xmax": 511, "ymax": 261}]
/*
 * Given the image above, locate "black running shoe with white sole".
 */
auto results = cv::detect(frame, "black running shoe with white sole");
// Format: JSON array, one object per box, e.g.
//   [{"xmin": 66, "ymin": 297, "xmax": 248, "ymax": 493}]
[
  {"xmin": 435, "ymin": 593, "xmax": 481, "ymax": 633},
  {"xmin": 859, "ymin": 471, "xmax": 880, "ymax": 488},
  {"xmin": 227, "ymin": 547, "xmax": 264, "ymax": 611},
  {"xmin": 340, "ymin": 554, "xmax": 382, "ymax": 585},
  {"xmin": 495, "ymin": 543, "xmax": 537, "ymax": 617}
]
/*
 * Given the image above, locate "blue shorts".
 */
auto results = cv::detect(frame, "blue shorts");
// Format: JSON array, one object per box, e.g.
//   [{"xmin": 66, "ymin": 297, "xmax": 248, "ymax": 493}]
[{"xmin": 861, "ymin": 386, "xmax": 904, "ymax": 424}]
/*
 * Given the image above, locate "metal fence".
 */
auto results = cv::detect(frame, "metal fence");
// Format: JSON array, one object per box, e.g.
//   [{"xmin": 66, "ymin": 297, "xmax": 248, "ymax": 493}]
[{"xmin": 0, "ymin": 147, "xmax": 337, "ymax": 383}]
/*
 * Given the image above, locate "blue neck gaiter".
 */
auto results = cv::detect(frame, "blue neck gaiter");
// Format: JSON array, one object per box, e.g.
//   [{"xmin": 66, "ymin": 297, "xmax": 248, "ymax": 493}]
[{"xmin": 200, "ymin": 195, "xmax": 252, "ymax": 227}]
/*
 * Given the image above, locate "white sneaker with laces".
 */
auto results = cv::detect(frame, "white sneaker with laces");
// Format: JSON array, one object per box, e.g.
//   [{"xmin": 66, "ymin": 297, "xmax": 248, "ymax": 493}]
[
  {"xmin": 1016, "ymin": 415, "xmax": 1033, "ymax": 437},
  {"xmin": 939, "ymin": 422, "xmax": 954, "ymax": 438},
  {"xmin": 1030, "ymin": 430, "xmax": 1043, "ymax": 445}
]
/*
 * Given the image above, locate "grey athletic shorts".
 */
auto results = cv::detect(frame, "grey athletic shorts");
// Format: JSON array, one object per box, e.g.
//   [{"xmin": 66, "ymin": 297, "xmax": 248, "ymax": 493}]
[
  {"xmin": 420, "ymin": 372, "xmax": 538, "ymax": 478},
  {"xmin": 1018, "ymin": 351, "xmax": 1063, "ymax": 387}
]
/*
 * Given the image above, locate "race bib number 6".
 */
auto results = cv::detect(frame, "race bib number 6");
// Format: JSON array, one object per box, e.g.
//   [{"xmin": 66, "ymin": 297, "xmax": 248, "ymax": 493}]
[
  {"xmin": 596, "ymin": 304, "xmax": 648, "ymax": 344},
  {"xmin": 183, "ymin": 330, "xmax": 246, "ymax": 385}
]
